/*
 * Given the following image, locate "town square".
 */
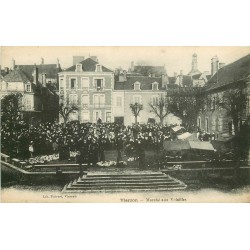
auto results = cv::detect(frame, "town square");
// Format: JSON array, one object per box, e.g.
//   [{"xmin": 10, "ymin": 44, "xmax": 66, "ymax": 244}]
[{"xmin": 1, "ymin": 46, "xmax": 250, "ymax": 199}]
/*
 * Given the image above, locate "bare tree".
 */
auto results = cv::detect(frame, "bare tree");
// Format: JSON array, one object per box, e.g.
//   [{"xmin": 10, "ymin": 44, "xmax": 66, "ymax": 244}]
[
  {"xmin": 130, "ymin": 103, "xmax": 143, "ymax": 124},
  {"xmin": 148, "ymin": 95, "xmax": 169, "ymax": 125},
  {"xmin": 59, "ymin": 103, "xmax": 78, "ymax": 127},
  {"xmin": 219, "ymin": 88, "xmax": 247, "ymax": 135}
]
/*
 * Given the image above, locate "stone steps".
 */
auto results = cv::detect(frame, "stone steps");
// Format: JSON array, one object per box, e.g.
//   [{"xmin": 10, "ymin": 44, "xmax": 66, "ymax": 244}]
[{"xmin": 62, "ymin": 171, "xmax": 187, "ymax": 193}]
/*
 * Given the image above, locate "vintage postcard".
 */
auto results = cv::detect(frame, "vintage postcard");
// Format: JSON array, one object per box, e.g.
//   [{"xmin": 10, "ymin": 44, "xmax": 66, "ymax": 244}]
[{"xmin": 1, "ymin": 46, "xmax": 250, "ymax": 202}]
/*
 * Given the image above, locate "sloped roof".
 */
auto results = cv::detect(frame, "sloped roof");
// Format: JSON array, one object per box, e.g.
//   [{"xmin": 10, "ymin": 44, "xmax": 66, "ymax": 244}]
[
  {"xmin": 65, "ymin": 58, "xmax": 113, "ymax": 72},
  {"xmin": 133, "ymin": 65, "xmax": 166, "ymax": 77},
  {"xmin": 205, "ymin": 54, "xmax": 250, "ymax": 91},
  {"xmin": 17, "ymin": 64, "xmax": 61, "ymax": 80},
  {"xmin": 114, "ymin": 76, "xmax": 166, "ymax": 90},
  {"xmin": 206, "ymin": 75, "xmax": 212, "ymax": 81},
  {"xmin": 3, "ymin": 68, "xmax": 31, "ymax": 83},
  {"xmin": 192, "ymin": 73, "xmax": 202, "ymax": 80}
]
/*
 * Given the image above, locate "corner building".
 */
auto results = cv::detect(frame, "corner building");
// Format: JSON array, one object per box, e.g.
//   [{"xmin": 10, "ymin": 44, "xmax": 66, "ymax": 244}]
[{"xmin": 58, "ymin": 58, "xmax": 114, "ymax": 123}]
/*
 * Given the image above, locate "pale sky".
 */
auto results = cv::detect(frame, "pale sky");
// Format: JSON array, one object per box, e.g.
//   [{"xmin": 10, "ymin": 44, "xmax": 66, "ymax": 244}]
[{"xmin": 1, "ymin": 46, "xmax": 249, "ymax": 76}]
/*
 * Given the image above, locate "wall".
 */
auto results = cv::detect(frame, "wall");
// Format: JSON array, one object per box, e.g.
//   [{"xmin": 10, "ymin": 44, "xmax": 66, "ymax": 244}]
[
  {"xmin": 59, "ymin": 72, "xmax": 114, "ymax": 123},
  {"xmin": 123, "ymin": 91, "xmax": 166, "ymax": 125}
]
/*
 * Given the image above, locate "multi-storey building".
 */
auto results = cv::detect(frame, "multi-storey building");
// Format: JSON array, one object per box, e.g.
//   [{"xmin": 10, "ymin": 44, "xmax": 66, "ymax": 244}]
[
  {"xmin": 113, "ymin": 72, "xmax": 168, "ymax": 125},
  {"xmin": 0, "ymin": 65, "xmax": 59, "ymax": 123},
  {"xmin": 58, "ymin": 57, "xmax": 114, "ymax": 123},
  {"xmin": 198, "ymin": 54, "xmax": 250, "ymax": 141},
  {"xmin": 14, "ymin": 58, "xmax": 62, "ymax": 93}
]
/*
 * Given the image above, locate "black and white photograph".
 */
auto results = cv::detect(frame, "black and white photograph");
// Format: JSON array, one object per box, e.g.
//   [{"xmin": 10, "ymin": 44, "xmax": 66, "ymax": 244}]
[{"xmin": 1, "ymin": 46, "xmax": 250, "ymax": 202}]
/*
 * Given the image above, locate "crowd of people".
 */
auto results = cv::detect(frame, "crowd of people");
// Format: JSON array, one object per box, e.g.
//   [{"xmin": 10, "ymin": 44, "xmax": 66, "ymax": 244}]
[{"xmin": 1, "ymin": 121, "xmax": 174, "ymax": 165}]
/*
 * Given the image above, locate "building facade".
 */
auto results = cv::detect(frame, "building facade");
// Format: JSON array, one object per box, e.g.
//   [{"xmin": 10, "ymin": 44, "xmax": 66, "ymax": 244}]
[
  {"xmin": 58, "ymin": 57, "xmax": 114, "ymax": 123},
  {"xmin": 113, "ymin": 73, "xmax": 168, "ymax": 125},
  {"xmin": 0, "ymin": 68, "xmax": 42, "ymax": 121},
  {"xmin": 0, "ymin": 64, "xmax": 59, "ymax": 123},
  {"xmin": 198, "ymin": 54, "xmax": 250, "ymax": 141}
]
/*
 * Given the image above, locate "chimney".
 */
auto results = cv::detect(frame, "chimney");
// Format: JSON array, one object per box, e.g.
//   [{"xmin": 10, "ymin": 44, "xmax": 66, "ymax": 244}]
[
  {"xmin": 123, "ymin": 70, "xmax": 127, "ymax": 81},
  {"xmin": 41, "ymin": 57, "xmax": 44, "ymax": 65},
  {"xmin": 174, "ymin": 72, "xmax": 177, "ymax": 78},
  {"xmin": 57, "ymin": 58, "xmax": 60, "ymax": 68},
  {"xmin": 131, "ymin": 61, "xmax": 134, "ymax": 72},
  {"xmin": 42, "ymin": 74, "xmax": 46, "ymax": 87},
  {"xmin": 161, "ymin": 74, "xmax": 169, "ymax": 89},
  {"xmin": 32, "ymin": 64, "xmax": 38, "ymax": 85},
  {"xmin": 219, "ymin": 62, "xmax": 225, "ymax": 69},
  {"xmin": 180, "ymin": 70, "xmax": 183, "ymax": 75},
  {"xmin": 211, "ymin": 56, "xmax": 219, "ymax": 76},
  {"xmin": 5, "ymin": 67, "xmax": 9, "ymax": 74},
  {"xmin": 11, "ymin": 58, "xmax": 15, "ymax": 70}
]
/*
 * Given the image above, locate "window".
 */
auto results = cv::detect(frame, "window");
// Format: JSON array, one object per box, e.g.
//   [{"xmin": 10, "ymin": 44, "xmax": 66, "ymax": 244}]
[
  {"xmin": 205, "ymin": 118, "xmax": 209, "ymax": 132},
  {"xmin": 152, "ymin": 82, "xmax": 158, "ymax": 91},
  {"xmin": 106, "ymin": 112, "xmax": 111, "ymax": 123},
  {"xmin": 81, "ymin": 111, "xmax": 90, "ymax": 123},
  {"xmin": 218, "ymin": 118, "xmax": 223, "ymax": 132},
  {"xmin": 60, "ymin": 78, "xmax": 64, "ymax": 88},
  {"xmin": 81, "ymin": 78, "xmax": 89, "ymax": 90},
  {"xmin": 24, "ymin": 97, "xmax": 32, "ymax": 110},
  {"xmin": 81, "ymin": 95, "xmax": 89, "ymax": 108},
  {"xmin": 75, "ymin": 64, "xmax": 82, "ymax": 72},
  {"xmin": 93, "ymin": 94, "xmax": 105, "ymax": 108},
  {"xmin": 197, "ymin": 117, "xmax": 201, "ymax": 128},
  {"xmin": 211, "ymin": 96, "xmax": 216, "ymax": 110},
  {"xmin": 94, "ymin": 111, "xmax": 102, "ymax": 121},
  {"xmin": 96, "ymin": 64, "xmax": 102, "ymax": 72},
  {"xmin": 69, "ymin": 94, "xmax": 78, "ymax": 105},
  {"xmin": 151, "ymin": 96, "xmax": 159, "ymax": 106},
  {"xmin": 116, "ymin": 96, "xmax": 122, "ymax": 107},
  {"xmin": 133, "ymin": 95, "xmax": 142, "ymax": 104},
  {"xmin": 26, "ymin": 84, "xmax": 31, "ymax": 92},
  {"xmin": 134, "ymin": 82, "xmax": 141, "ymax": 91},
  {"xmin": 94, "ymin": 79, "xmax": 104, "ymax": 91},
  {"xmin": 70, "ymin": 78, "xmax": 77, "ymax": 89},
  {"xmin": 211, "ymin": 117, "xmax": 216, "ymax": 131}
]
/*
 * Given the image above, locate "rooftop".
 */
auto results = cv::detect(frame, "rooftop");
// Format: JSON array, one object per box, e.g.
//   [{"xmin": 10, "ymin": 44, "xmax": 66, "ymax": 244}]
[
  {"xmin": 205, "ymin": 54, "xmax": 250, "ymax": 91},
  {"xmin": 65, "ymin": 58, "xmax": 113, "ymax": 72},
  {"xmin": 114, "ymin": 76, "xmax": 166, "ymax": 91}
]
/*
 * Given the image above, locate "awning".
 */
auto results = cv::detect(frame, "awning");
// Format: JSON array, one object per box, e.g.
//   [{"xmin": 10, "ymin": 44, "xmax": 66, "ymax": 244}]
[
  {"xmin": 163, "ymin": 140, "xmax": 215, "ymax": 151},
  {"xmin": 163, "ymin": 140, "xmax": 191, "ymax": 151},
  {"xmin": 189, "ymin": 141, "xmax": 215, "ymax": 151},
  {"xmin": 171, "ymin": 125, "xmax": 185, "ymax": 132},
  {"xmin": 177, "ymin": 132, "xmax": 192, "ymax": 140}
]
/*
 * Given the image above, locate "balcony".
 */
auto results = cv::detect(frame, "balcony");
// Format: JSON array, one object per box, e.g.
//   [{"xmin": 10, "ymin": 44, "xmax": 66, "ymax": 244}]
[{"xmin": 82, "ymin": 104, "xmax": 89, "ymax": 110}]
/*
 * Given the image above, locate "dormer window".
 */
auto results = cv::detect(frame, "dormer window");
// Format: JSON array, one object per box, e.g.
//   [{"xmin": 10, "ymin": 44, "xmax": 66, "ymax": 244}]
[
  {"xmin": 26, "ymin": 84, "xmax": 31, "ymax": 92},
  {"xmin": 75, "ymin": 64, "xmax": 82, "ymax": 72},
  {"xmin": 152, "ymin": 82, "xmax": 158, "ymax": 91},
  {"xmin": 96, "ymin": 64, "xmax": 102, "ymax": 72},
  {"xmin": 134, "ymin": 81, "xmax": 141, "ymax": 91}
]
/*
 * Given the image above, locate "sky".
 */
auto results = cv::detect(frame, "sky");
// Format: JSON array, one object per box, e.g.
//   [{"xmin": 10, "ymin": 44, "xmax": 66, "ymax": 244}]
[{"xmin": 1, "ymin": 46, "xmax": 249, "ymax": 76}]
